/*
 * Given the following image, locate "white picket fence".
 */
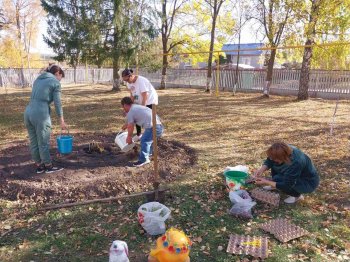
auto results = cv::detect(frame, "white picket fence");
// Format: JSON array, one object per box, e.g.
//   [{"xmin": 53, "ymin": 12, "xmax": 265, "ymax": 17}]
[
  {"xmin": 0, "ymin": 68, "xmax": 114, "ymax": 87},
  {"xmin": 2, "ymin": 67, "xmax": 350, "ymax": 97},
  {"xmin": 215, "ymin": 69, "xmax": 350, "ymax": 94},
  {"xmin": 140, "ymin": 68, "xmax": 350, "ymax": 97}
]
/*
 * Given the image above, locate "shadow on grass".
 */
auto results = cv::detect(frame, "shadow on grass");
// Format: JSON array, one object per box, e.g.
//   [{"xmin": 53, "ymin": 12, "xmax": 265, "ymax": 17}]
[
  {"xmin": 1, "ymin": 86, "xmax": 350, "ymax": 261},
  {"xmin": 1, "ymin": 175, "xmax": 343, "ymax": 262}
]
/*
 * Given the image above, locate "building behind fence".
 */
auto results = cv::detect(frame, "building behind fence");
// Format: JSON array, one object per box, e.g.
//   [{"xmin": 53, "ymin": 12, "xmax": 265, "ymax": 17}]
[{"xmin": 2, "ymin": 67, "xmax": 350, "ymax": 98}]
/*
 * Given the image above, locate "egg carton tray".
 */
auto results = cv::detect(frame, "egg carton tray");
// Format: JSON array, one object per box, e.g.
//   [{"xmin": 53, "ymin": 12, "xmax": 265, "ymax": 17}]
[
  {"xmin": 250, "ymin": 187, "xmax": 280, "ymax": 207},
  {"xmin": 226, "ymin": 234, "xmax": 268, "ymax": 259},
  {"xmin": 259, "ymin": 218, "xmax": 309, "ymax": 242}
]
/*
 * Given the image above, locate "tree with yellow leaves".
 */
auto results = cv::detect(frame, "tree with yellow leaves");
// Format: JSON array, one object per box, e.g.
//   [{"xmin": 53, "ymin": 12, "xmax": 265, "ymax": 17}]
[
  {"xmin": 0, "ymin": 37, "xmax": 46, "ymax": 68},
  {"xmin": 298, "ymin": 0, "xmax": 350, "ymax": 100},
  {"xmin": 154, "ymin": 0, "xmax": 189, "ymax": 89},
  {"xmin": 250, "ymin": 0, "xmax": 299, "ymax": 97},
  {"xmin": 0, "ymin": 38, "xmax": 22, "ymax": 67},
  {"xmin": 2, "ymin": 0, "xmax": 43, "ymax": 69},
  {"xmin": 182, "ymin": 0, "xmax": 234, "ymax": 92}
]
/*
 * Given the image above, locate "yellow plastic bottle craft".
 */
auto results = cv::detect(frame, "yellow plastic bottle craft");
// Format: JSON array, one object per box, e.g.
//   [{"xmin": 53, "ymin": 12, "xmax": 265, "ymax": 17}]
[{"xmin": 148, "ymin": 228, "xmax": 191, "ymax": 262}]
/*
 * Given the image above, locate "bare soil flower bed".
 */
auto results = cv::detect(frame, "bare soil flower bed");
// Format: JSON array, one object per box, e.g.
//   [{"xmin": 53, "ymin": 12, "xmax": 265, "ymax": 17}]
[{"xmin": 0, "ymin": 133, "xmax": 197, "ymax": 204}]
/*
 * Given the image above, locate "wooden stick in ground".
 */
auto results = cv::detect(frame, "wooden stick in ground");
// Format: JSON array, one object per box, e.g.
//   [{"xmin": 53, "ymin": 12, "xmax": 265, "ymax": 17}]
[
  {"xmin": 330, "ymin": 95, "xmax": 340, "ymax": 136},
  {"xmin": 39, "ymin": 188, "xmax": 170, "ymax": 211},
  {"xmin": 151, "ymin": 104, "xmax": 160, "ymax": 201}
]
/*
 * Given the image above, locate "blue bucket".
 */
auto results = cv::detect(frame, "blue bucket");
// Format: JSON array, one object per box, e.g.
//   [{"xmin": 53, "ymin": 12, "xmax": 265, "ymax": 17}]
[{"xmin": 57, "ymin": 134, "xmax": 73, "ymax": 154}]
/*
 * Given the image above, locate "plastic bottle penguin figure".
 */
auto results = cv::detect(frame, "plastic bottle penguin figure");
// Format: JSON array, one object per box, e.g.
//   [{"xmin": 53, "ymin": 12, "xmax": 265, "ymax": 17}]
[{"xmin": 148, "ymin": 228, "xmax": 191, "ymax": 262}]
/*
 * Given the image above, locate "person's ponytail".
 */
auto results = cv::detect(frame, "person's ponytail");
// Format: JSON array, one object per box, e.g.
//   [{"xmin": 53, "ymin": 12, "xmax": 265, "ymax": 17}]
[{"xmin": 46, "ymin": 64, "xmax": 65, "ymax": 78}]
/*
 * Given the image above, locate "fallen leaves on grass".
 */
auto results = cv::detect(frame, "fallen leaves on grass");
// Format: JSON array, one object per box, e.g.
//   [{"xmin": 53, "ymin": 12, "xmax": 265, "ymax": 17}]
[
  {"xmin": 2, "ymin": 88, "xmax": 350, "ymax": 261},
  {"xmin": 193, "ymin": 236, "xmax": 203, "ymax": 243},
  {"xmin": 193, "ymin": 195, "xmax": 200, "ymax": 201},
  {"xmin": 321, "ymin": 220, "xmax": 331, "ymax": 227},
  {"xmin": 344, "ymin": 242, "xmax": 350, "ymax": 252},
  {"xmin": 210, "ymin": 191, "xmax": 224, "ymax": 200},
  {"xmin": 257, "ymin": 214, "xmax": 273, "ymax": 219},
  {"xmin": 18, "ymin": 239, "xmax": 30, "ymax": 250}
]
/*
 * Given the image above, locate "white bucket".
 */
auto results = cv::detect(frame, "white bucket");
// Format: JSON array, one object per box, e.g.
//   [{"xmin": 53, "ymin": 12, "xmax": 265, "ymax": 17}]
[{"xmin": 115, "ymin": 132, "xmax": 135, "ymax": 152}]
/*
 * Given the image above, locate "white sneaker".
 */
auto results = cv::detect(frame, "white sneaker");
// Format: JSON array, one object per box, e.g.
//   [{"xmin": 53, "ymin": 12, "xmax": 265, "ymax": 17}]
[
  {"xmin": 132, "ymin": 159, "xmax": 150, "ymax": 167},
  {"xmin": 132, "ymin": 134, "xmax": 142, "ymax": 142},
  {"xmin": 263, "ymin": 186, "xmax": 273, "ymax": 191},
  {"xmin": 284, "ymin": 195, "xmax": 304, "ymax": 204}
]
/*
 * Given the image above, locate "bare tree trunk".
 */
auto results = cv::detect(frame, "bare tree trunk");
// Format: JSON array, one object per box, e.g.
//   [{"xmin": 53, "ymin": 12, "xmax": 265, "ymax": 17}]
[
  {"xmin": 206, "ymin": 11, "xmax": 218, "ymax": 93},
  {"xmin": 298, "ymin": 0, "xmax": 320, "ymax": 100},
  {"xmin": 298, "ymin": 40, "xmax": 313, "ymax": 100},
  {"xmin": 15, "ymin": 3, "xmax": 26, "ymax": 87},
  {"xmin": 263, "ymin": 48, "xmax": 276, "ymax": 97},
  {"xmin": 27, "ymin": 53, "xmax": 30, "ymax": 69},
  {"xmin": 233, "ymin": 30, "xmax": 241, "ymax": 95},
  {"xmin": 159, "ymin": 0, "xmax": 188, "ymax": 90},
  {"xmin": 0, "ymin": 9, "xmax": 5, "ymax": 30},
  {"xmin": 111, "ymin": 22, "xmax": 121, "ymax": 92},
  {"xmin": 112, "ymin": 60, "xmax": 121, "ymax": 91},
  {"xmin": 24, "ymin": 19, "xmax": 33, "ymax": 69},
  {"xmin": 0, "ymin": 70, "xmax": 3, "ymax": 87},
  {"xmin": 27, "ymin": 22, "xmax": 32, "ymax": 69},
  {"xmin": 160, "ymin": 1, "xmax": 168, "ymax": 90},
  {"xmin": 73, "ymin": 66, "xmax": 77, "ymax": 84},
  {"xmin": 160, "ymin": 72, "xmax": 167, "ymax": 90},
  {"xmin": 160, "ymin": 63, "xmax": 167, "ymax": 90},
  {"xmin": 160, "ymin": 45, "xmax": 167, "ymax": 90},
  {"xmin": 97, "ymin": 65, "xmax": 102, "ymax": 83}
]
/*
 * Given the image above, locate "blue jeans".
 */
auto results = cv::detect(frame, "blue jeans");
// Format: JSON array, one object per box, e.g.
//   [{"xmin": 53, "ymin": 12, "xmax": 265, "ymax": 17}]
[
  {"xmin": 139, "ymin": 124, "xmax": 164, "ymax": 163},
  {"xmin": 273, "ymin": 175, "xmax": 301, "ymax": 197},
  {"xmin": 272, "ymin": 173, "xmax": 319, "ymax": 197}
]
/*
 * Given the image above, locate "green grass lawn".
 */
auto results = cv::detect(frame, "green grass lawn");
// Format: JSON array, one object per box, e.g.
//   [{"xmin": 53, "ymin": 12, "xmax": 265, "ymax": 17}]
[{"xmin": 1, "ymin": 84, "xmax": 350, "ymax": 261}]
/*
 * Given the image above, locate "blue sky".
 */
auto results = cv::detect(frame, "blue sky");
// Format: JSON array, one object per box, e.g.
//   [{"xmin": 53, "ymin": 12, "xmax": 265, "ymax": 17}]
[
  {"xmin": 33, "ymin": 20, "xmax": 53, "ymax": 55},
  {"xmin": 35, "ymin": 19, "xmax": 263, "ymax": 55}
]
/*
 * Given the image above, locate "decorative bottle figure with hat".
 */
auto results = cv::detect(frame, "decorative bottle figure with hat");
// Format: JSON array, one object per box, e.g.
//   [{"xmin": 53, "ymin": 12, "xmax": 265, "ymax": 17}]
[{"xmin": 148, "ymin": 228, "xmax": 191, "ymax": 262}]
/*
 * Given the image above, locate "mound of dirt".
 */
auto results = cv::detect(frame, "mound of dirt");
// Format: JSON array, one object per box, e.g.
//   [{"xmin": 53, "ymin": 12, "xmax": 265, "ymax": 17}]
[{"xmin": 0, "ymin": 133, "xmax": 197, "ymax": 205}]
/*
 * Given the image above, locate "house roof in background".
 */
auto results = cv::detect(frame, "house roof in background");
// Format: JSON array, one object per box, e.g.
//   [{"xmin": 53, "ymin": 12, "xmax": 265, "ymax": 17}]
[{"xmin": 222, "ymin": 43, "xmax": 264, "ymax": 56}]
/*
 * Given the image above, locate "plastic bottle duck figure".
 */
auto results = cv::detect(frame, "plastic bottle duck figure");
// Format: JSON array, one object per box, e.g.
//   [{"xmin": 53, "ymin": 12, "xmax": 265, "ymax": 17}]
[{"xmin": 148, "ymin": 228, "xmax": 191, "ymax": 262}]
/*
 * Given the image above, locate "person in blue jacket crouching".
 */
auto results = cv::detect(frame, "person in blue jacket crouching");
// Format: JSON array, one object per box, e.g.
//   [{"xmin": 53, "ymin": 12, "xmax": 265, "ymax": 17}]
[{"xmin": 254, "ymin": 142, "xmax": 320, "ymax": 204}]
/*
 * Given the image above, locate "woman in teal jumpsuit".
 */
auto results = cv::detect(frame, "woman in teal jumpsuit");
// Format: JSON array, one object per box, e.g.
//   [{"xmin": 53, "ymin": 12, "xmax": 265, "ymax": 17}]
[
  {"xmin": 254, "ymin": 142, "xmax": 320, "ymax": 204},
  {"xmin": 24, "ymin": 65, "xmax": 67, "ymax": 173}
]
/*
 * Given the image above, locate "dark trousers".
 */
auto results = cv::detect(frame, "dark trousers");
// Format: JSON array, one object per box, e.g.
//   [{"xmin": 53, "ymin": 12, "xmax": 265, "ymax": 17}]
[
  {"xmin": 272, "ymin": 174, "xmax": 301, "ymax": 197},
  {"xmin": 136, "ymin": 104, "xmax": 153, "ymax": 136},
  {"xmin": 281, "ymin": 187, "xmax": 301, "ymax": 197}
]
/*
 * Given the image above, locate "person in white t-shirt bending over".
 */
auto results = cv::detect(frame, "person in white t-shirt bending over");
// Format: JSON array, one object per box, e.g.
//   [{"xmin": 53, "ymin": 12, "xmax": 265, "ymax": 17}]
[{"xmin": 122, "ymin": 68, "xmax": 158, "ymax": 141}]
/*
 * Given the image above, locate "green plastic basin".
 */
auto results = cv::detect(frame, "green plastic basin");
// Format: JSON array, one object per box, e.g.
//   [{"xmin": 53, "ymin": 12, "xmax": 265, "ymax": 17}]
[{"xmin": 223, "ymin": 170, "xmax": 248, "ymax": 183}]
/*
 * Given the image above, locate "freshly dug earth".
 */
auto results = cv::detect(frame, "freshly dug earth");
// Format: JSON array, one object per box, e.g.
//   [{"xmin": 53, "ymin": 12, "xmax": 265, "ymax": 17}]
[{"xmin": 0, "ymin": 133, "xmax": 197, "ymax": 205}]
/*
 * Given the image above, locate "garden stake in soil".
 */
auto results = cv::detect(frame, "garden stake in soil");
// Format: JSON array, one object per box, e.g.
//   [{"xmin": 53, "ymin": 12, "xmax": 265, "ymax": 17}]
[{"xmin": 151, "ymin": 104, "xmax": 161, "ymax": 202}]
